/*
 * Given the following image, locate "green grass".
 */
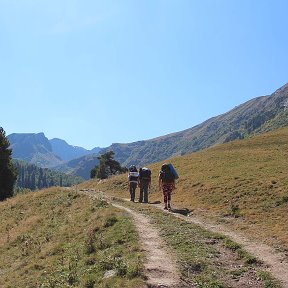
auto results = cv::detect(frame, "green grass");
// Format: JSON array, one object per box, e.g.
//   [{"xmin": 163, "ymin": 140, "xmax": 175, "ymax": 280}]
[
  {"xmin": 118, "ymin": 201, "xmax": 281, "ymax": 288},
  {"xmin": 76, "ymin": 127, "xmax": 288, "ymax": 287},
  {"xmin": 81, "ymin": 126, "xmax": 288, "ymax": 251},
  {"xmin": 0, "ymin": 188, "xmax": 145, "ymax": 288}
]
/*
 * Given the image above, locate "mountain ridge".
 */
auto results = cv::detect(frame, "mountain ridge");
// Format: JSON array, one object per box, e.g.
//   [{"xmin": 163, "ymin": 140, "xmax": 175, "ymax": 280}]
[
  {"xmin": 7, "ymin": 82, "xmax": 288, "ymax": 178},
  {"xmin": 100, "ymin": 83, "xmax": 288, "ymax": 167},
  {"xmin": 8, "ymin": 133, "xmax": 101, "ymax": 169}
]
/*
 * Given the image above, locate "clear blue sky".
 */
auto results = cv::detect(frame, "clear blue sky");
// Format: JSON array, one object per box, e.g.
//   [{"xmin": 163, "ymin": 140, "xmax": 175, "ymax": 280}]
[{"xmin": 1, "ymin": 0, "xmax": 287, "ymax": 149}]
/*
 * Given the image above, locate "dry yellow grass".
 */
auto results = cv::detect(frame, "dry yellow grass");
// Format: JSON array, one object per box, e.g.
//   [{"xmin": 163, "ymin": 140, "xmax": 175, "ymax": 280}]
[
  {"xmin": 0, "ymin": 187, "xmax": 145, "ymax": 287},
  {"xmin": 79, "ymin": 126, "xmax": 288, "ymax": 251}
]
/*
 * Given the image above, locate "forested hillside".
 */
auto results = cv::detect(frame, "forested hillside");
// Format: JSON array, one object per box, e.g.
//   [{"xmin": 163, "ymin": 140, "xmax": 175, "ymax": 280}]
[{"xmin": 13, "ymin": 160, "xmax": 83, "ymax": 191}]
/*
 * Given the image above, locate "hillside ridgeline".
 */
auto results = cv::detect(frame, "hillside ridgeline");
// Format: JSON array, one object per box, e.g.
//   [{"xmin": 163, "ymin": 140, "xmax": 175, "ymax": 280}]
[
  {"xmin": 7, "ymin": 83, "xmax": 288, "ymax": 178},
  {"xmin": 101, "ymin": 83, "xmax": 288, "ymax": 167},
  {"xmin": 81, "ymin": 126, "xmax": 288, "ymax": 252}
]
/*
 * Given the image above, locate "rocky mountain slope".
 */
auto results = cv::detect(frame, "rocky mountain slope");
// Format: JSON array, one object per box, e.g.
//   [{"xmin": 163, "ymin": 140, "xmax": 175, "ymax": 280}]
[
  {"xmin": 50, "ymin": 138, "xmax": 100, "ymax": 161},
  {"xmin": 53, "ymin": 153, "xmax": 100, "ymax": 180},
  {"xmin": 101, "ymin": 83, "xmax": 288, "ymax": 167},
  {"xmin": 8, "ymin": 133, "xmax": 62, "ymax": 168},
  {"xmin": 7, "ymin": 83, "xmax": 288, "ymax": 178},
  {"xmin": 7, "ymin": 133, "xmax": 100, "ymax": 169}
]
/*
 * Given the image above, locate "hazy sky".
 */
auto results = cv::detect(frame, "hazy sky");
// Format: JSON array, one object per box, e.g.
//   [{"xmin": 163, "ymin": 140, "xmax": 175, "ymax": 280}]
[{"xmin": 1, "ymin": 0, "xmax": 287, "ymax": 149}]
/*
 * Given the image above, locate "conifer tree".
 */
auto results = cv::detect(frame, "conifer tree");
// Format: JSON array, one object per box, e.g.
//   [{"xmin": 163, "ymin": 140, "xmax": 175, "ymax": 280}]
[
  {"xmin": 0, "ymin": 127, "xmax": 17, "ymax": 201},
  {"xmin": 90, "ymin": 151, "xmax": 126, "ymax": 179}
]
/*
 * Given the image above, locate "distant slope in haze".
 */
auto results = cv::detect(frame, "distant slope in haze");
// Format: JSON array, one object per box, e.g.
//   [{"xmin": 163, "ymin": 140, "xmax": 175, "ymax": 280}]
[
  {"xmin": 50, "ymin": 138, "xmax": 100, "ymax": 161},
  {"xmin": 7, "ymin": 133, "xmax": 101, "ymax": 173},
  {"xmin": 53, "ymin": 153, "xmax": 100, "ymax": 180},
  {"xmin": 8, "ymin": 132, "xmax": 63, "ymax": 168}
]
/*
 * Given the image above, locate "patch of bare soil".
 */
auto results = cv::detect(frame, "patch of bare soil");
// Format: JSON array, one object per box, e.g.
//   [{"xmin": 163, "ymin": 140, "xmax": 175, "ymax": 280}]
[
  {"xmin": 112, "ymin": 203, "xmax": 182, "ymax": 288},
  {"xmin": 212, "ymin": 241, "xmax": 265, "ymax": 288},
  {"xmin": 83, "ymin": 189, "xmax": 288, "ymax": 287},
  {"xmin": 82, "ymin": 189, "xmax": 184, "ymax": 288},
  {"xmin": 166, "ymin": 206, "xmax": 288, "ymax": 287}
]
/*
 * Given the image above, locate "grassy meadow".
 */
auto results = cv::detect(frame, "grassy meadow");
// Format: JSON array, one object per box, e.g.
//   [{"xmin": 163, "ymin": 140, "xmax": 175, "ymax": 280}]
[
  {"xmin": 0, "ymin": 188, "xmax": 145, "ymax": 287},
  {"xmin": 80, "ymin": 126, "xmax": 288, "ymax": 252},
  {"xmin": 1, "ymin": 126, "xmax": 288, "ymax": 287}
]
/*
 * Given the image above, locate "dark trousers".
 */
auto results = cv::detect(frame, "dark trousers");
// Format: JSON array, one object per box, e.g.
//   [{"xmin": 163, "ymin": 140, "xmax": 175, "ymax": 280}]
[
  {"xmin": 139, "ymin": 184, "xmax": 149, "ymax": 203},
  {"xmin": 129, "ymin": 182, "xmax": 137, "ymax": 201}
]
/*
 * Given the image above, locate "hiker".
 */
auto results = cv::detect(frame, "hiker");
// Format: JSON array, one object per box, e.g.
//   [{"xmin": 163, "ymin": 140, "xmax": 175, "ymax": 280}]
[
  {"xmin": 158, "ymin": 163, "xmax": 178, "ymax": 210},
  {"xmin": 138, "ymin": 167, "xmax": 151, "ymax": 203},
  {"xmin": 128, "ymin": 165, "xmax": 139, "ymax": 202}
]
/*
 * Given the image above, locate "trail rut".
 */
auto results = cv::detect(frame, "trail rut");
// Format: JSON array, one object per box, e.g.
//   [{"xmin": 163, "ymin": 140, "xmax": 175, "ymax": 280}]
[
  {"xmin": 158, "ymin": 204, "xmax": 288, "ymax": 287},
  {"xmin": 83, "ymin": 189, "xmax": 288, "ymax": 287},
  {"xmin": 83, "ymin": 190, "xmax": 183, "ymax": 288},
  {"xmin": 112, "ymin": 203, "xmax": 181, "ymax": 288}
]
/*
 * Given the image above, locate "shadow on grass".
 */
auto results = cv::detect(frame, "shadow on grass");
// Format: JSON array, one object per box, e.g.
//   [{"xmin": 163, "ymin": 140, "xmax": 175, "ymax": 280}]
[
  {"xmin": 170, "ymin": 207, "xmax": 192, "ymax": 216},
  {"xmin": 149, "ymin": 201, "xmax": 161, "ymax": 205}
]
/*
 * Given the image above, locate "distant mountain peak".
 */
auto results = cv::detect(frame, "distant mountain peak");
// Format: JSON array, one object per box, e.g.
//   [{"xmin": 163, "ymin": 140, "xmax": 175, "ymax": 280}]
[
  {"xmin": 49, "ymin": 138, "xmax": 91, "ymax": 161},
  {"xmin": 8, "ymin": 132, "xmax": 60, "ymax": 168},
  {"xmin": 8, "ymin": 133, "xmax": 102, "ymax": 170}
]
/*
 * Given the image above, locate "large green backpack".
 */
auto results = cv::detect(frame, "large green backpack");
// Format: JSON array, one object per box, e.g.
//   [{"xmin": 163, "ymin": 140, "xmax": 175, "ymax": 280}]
[{"xmin": 160, "ymin": 164, "xmax": 175, "ymax": 183}]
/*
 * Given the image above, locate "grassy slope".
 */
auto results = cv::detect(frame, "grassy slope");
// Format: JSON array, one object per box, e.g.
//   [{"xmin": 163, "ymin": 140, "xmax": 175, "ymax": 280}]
[
  {"xmin": 2, "ymin": 124, "xmax": 287, "ymax": 287},
  {"xmin": 80, "ymin": 126, "xmax": 288, "ymax": 251},
  {"xmin": 0, "ymin": 188, "xmax": 145, "ymax": 288}
]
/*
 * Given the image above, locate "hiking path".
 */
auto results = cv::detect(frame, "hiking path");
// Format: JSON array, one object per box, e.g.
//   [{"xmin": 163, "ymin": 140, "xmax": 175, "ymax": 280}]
[
  {"xmin": 82, "ymin": 188, "xmax": 288, "ymax": 288},
  {"xmin": 83, "ymin": 189, "xmax": 183, "ymax": 288}
]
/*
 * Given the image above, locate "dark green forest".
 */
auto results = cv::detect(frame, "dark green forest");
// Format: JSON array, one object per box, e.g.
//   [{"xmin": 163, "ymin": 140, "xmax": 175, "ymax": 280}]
[
  {"xmin": 13, "ymin": 160, "xmax": 83, "ymax": 192},
  {"xmin": 0, "ymin": 127, "xmax": 17, "ymax": 200}
]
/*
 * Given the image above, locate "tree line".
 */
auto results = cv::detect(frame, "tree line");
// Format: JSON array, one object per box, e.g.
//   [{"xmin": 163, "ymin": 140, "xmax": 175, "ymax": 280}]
[
  {"xmin": 0, "ymin": 127, "xmax": 17, "ymax": 200},
  {"xmin": 1, "ymin": 126, "xmax": 126, "ymax": 201},
  {"xmin": 0, "ymin": 127, "xmax": 83, "ymax": 201},
  {"xmin": 13, "ymin": 160, "xmax": 83, "ymax": 192}
]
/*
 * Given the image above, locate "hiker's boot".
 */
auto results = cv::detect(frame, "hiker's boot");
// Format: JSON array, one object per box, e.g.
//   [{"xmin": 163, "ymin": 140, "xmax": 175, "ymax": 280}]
[{"xmin": 168, "ymin": 203, "xmax": 171, "ymax": 209}]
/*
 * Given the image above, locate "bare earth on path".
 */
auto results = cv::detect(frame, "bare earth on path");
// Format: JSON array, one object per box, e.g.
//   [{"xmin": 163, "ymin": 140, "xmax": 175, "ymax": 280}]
[
  {"xmin": 83, "ymin": 190, "xmax": 184, "ymax": 288},
  {"xmin": 112, "ymin": 203, "xmax": 182, "ymax": 288},
  {"xmin": 83, "ymin": 189, "xmax": 288, "ymax": 287},
  {"xmin": 111, "ymin": 195, "xmax": 288, "ymax": 287},
  {"xmin": 161, "ymin": 204, "xmax": 288, "ymax": 288}
]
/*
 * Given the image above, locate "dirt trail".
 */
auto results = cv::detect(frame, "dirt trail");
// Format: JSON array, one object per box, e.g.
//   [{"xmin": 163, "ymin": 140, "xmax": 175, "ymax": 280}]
[
  {"xmin": 83, "ymin": 190, "xmax": 182, "ymax": 288},
  {"xmin": 114, "ymin": 195, "xmax": 288, "ymax": 287},
  {"xmin": 83, "ymin": 189, "xmax": 288, "ymax": 287},
  {"xmin": 158, "ymin": 204, "xmax": 288, "ymax": 288},
  {"xmin": 112, "ymin": 203, "xmax": 181, "ymax": 288}
]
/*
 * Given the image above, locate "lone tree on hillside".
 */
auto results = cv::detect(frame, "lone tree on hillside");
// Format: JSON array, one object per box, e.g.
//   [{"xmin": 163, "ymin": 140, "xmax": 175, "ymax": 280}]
[
  {"xmin": 90, "ymin": 151, "xmax": 126, "ymax": 179},
  {"xmin": 0, "ymin": 127, "xmax": 17, "ymax": 201}
]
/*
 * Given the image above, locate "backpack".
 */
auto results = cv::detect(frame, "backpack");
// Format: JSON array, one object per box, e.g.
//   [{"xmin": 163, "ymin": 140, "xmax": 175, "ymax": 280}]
[
  {"xmin": 139, "ymin": 167, "xmax": 151, "ymax": 180},
  {"xmin": 168, "ymin": 163, "xmax": 179, "ymax": 179},
  {"xmin": 129, "ymin": 165, "xmax": 137, "ymax": 172},
  {"xmin": 128, "ymin": 165, "xmax": 138, "ymax": 182},
  {"xmin": 160, "ymin": 163, "xmax": 175, "ymax": 183},
  {"xmin": 128, "ymin": 172, "xmax": 139, "ymax": 182}
]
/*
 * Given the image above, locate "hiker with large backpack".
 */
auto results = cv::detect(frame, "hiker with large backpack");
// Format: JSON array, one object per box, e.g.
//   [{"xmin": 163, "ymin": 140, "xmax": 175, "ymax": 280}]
[
  {"xmin": 128, "ymin": 165, "xmax": 139, "ymax": 202},
  {"xmin": 158, "ymin": 163, "xmax": 178, "ymax": 210},
  {"xmin": 138, "ymin": 167, "xmax": 151, "ymax": 203}
]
